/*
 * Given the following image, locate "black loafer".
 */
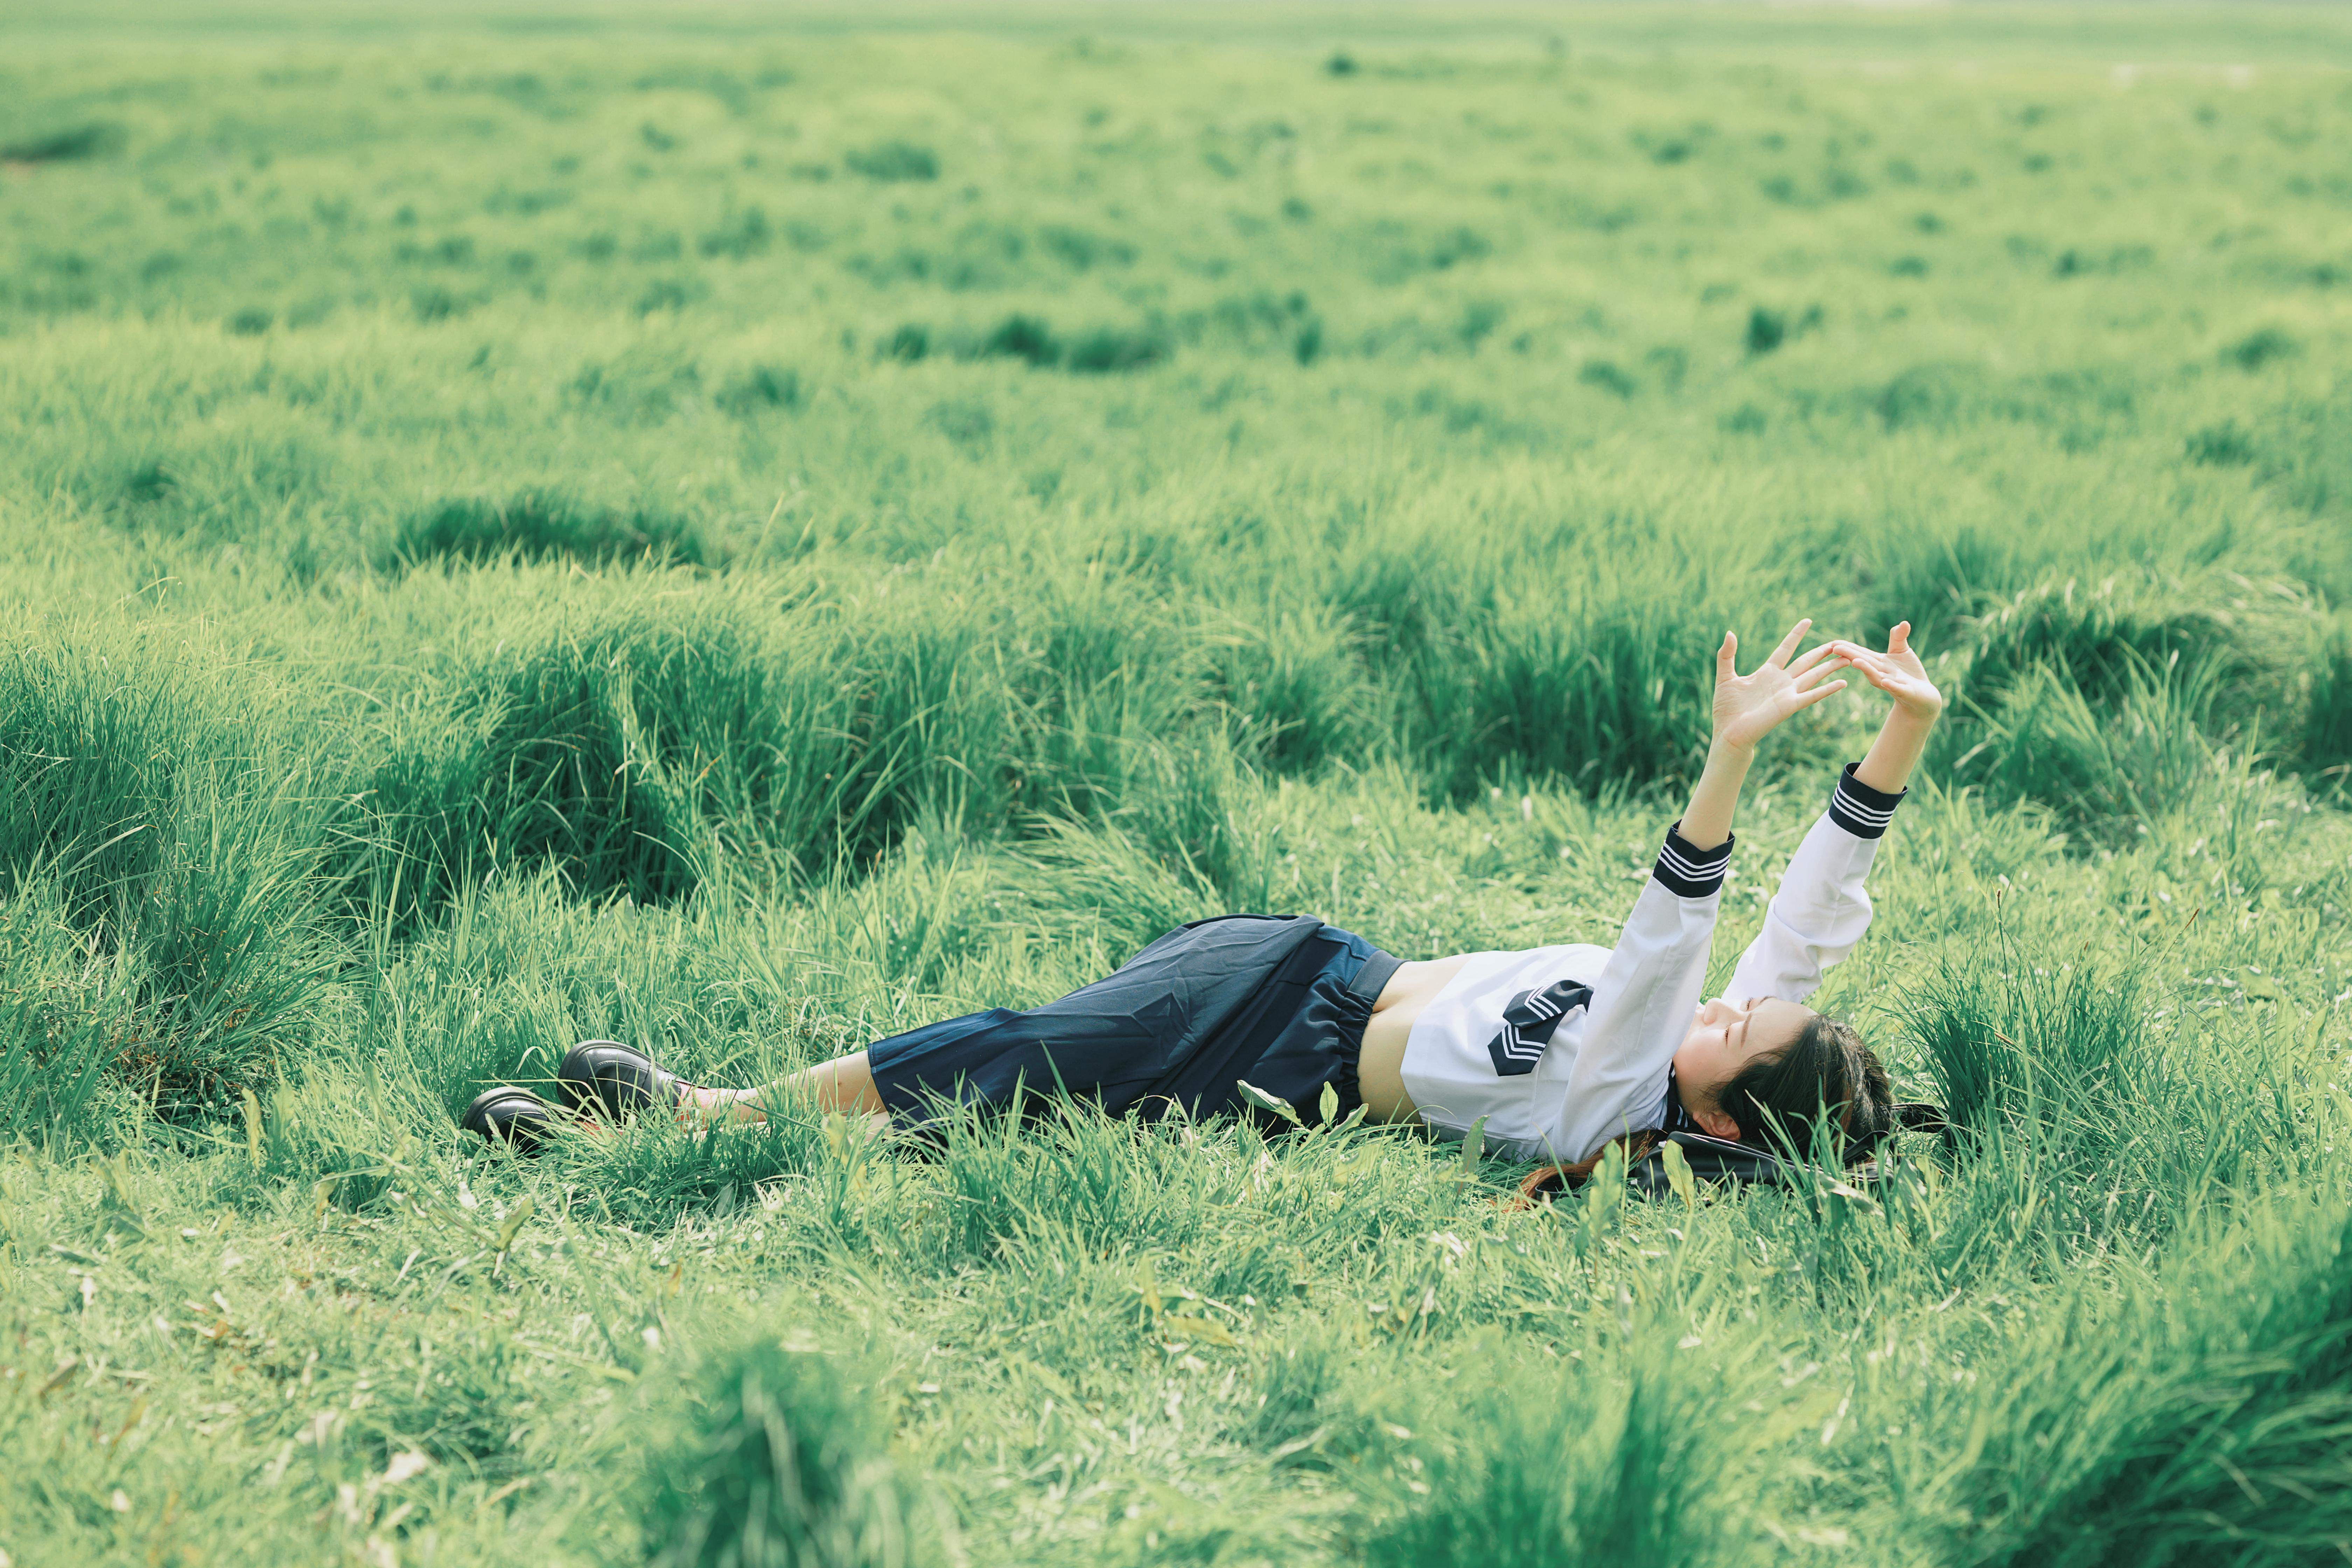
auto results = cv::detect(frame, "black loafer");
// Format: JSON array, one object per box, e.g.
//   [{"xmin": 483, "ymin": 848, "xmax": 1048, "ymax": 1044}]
[
  {"xmin": 557, "ymin": 1040, "xmax": 696, "ymax": 1120},
  {"xmin": 461, "ymin": 1087, "xmax": 553, "ymax": 1152}
]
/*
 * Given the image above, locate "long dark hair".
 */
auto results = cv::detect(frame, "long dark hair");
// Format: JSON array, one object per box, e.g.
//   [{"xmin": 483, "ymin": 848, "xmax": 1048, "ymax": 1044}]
[{"xmin": 1723, "ymin": 1012, "xmax": 1893, "ymax": 1165}]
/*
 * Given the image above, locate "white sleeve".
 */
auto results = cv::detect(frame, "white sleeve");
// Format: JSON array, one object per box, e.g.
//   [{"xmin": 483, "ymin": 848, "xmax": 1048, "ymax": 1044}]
[
  {"xmin": 1538, "ymin": 823, "xmax": 1729, "ymax": 1165},
  {"xmin": 1725, "ymin": 764, "xmax": 1904, "ymax": 1006}
]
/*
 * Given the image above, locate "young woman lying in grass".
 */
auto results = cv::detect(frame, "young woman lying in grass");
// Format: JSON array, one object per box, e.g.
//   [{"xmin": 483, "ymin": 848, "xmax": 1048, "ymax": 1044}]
[{"xmin": 468, "ymin": 620, "xmax": 1944, "ymax": 1172}]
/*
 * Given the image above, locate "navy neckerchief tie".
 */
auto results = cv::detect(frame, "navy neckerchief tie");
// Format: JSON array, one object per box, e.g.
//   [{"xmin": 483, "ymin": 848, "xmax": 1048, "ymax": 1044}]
[{"xmin": 1486, "ymin": 979, "xmax": 1593, "ymax": 1076}]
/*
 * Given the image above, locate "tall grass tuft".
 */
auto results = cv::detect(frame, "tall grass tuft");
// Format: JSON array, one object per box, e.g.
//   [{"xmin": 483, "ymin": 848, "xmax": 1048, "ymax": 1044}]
[
  {"xmin": 1208, "ymin": 601, "xmax": 1381, "ymax": 772},
  {"xmin": 341, "ymin": 580, "xmax": 1217, "ymax": 925},
  {"xmin": 0, "ymin": 642, "xmax": 183, "ymax": 920},
  {"xmin": 1910, "ymin": 1183, "xmax": 2352, "ymax": 1566},
  {"xmin": 1855, "ymin": 525, "xmax": 2015, "ymax": 648},
  {"xmin": 1954, "ymin": 572, "xmax": 2315, "ymax": 739},
  {"xmin": 2297, "ymin": 616, "xmax": 2352, "ymax": 782},
  {"xmin": 350, "ymin": 615, "xmax": 723, "ymax": 918},
  {"xmin": 1897, "ymin": 918, "xmax": 2288, "ymax": 1215},
  {"xmin": 1372, "ymin": 1334, "xmax": 1773, "ymax": 1568},
  {"xmin": 0, "ymin": 878, "xmax": 138, "ymax": 1148},
  {"xmin": 646, "ymin": 1333, "xmax": 920, "ymax": 1568},
  {"xmin": 1415, "ymin": 588, "xmax": 1724, "ymax": 800},
  {"xmin": 383, "ymin": 490, "xmax": 713, "ymax": 571},
  {"xmin": 1901, "ymin": 929, "xmax": 2148, "ymax": 1141},
  {"xmin": 0, "ymin": 643, "xmax": 338, "ymax": 1121},
  {"xmin": 118, "ymin": 771, "xmax": 343, "ymax": 1120},
  {"xmin": 550, "ymin": 1101, "xmax": 844, "ymax": 1228},
  {"xmin": 1943, "ymin": 650, "xmax": 2224, "ymax": 843}
]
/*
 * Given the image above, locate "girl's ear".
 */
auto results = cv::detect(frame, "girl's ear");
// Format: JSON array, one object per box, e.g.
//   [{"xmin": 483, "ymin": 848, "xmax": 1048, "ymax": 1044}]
[{"xmin": 1692, "ymin": 1103, "xmax": 1743, "ymax": 1141}]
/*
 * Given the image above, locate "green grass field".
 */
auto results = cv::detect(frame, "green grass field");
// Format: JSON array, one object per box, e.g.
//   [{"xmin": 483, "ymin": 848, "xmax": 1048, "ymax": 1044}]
[{"xmin": 4, "ymin": 4, "xmax": 2352, "ymax": 1563}]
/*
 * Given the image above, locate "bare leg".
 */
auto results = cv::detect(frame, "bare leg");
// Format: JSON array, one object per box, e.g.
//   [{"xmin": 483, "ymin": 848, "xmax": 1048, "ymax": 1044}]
[{"xmin": 684, "ymin": 1051, "xmax": 889, "ymax": 1135}]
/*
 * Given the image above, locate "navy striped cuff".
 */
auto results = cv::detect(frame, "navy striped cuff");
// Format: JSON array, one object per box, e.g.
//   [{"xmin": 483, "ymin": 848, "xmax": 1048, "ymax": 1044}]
[
  {"xmin": 1828, "ymin": 763, "xmax": 1905, "ymax": 840},
  {"xmin": 1653, "ymin": 823, "xmax": 1734, "ymax": 897}
]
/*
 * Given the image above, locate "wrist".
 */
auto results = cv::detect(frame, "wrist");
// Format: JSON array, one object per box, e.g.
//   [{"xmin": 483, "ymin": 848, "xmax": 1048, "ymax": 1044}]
[
  {"xmin": 1888, "ymin": 700, "xmax": 1942, "ymax": 730},
  {"xmin": 1707, "ymin": 734, "xmax": 1759, "ymax": 763}
]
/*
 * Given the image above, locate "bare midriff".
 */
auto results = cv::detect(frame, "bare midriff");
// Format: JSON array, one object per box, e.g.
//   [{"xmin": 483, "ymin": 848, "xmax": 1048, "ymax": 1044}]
[{"xmin": 1356, "ymin": 954, "xmax": 1470, "ymax": 1122}]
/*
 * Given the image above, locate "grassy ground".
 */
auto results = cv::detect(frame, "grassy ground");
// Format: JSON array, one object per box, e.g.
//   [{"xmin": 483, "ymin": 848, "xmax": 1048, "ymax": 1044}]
[{"xmin": 4, "ymin": 5, "xmax": 2352, "ymax": 1564}]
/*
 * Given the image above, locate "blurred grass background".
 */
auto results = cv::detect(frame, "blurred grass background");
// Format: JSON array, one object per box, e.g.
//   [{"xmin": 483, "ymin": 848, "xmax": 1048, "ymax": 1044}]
[{"xmin": 3, "ymin": 4, "xmax": 2352, "ymax": 1565}]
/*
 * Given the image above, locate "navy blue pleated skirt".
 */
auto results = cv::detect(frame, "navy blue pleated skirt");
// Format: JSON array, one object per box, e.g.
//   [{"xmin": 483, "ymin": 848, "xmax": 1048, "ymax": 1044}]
[{"xmin": 865, "ymin": 915, "xmax": 1388, "ymax": 1129}]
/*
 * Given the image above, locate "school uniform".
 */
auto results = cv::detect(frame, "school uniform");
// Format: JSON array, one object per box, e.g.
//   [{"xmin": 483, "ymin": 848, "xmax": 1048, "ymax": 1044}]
[{"xmin": 864, "ymin": 765, "xmax": 1904, "ymax": 1151}]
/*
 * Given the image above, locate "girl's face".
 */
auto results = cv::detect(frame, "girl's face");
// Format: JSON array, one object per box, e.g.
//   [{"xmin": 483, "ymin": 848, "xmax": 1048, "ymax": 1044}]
[{"xmin": 1672, "ymin": 995, "xmax": 1814, "ymax": 1140}]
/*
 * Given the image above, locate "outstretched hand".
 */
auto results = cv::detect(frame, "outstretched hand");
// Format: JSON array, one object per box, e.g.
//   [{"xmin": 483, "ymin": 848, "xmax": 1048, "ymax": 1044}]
[
  {"xmin": 1712, "ymin": 619, "xmax": 1850, "ymax": 751},
  {"xmin": 1825, "ymin": 622, "xmax": 1944, "ymax": 724}
]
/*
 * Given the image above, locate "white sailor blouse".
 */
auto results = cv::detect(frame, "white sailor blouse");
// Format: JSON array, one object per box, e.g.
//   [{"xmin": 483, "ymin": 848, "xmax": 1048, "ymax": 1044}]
[{"xmin": 1398, "ymin": 764, "xmax": 1905, "ymax": 1164}]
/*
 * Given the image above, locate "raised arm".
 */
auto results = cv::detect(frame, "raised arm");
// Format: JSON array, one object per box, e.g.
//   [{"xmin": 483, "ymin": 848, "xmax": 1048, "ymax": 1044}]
[
  {"xmin": 1538, "ymin": 621, "xmax": 1849, "ymax": 1161},
  {"xmin": 1726, "ymin": 622, "xmax": 1944, "ymax": 1006},
  {"xmin": 1681, "ymin": 619, "xmax": 1853, "ymax": 848},
  {"xmin": 1838, "ymin": 621, "xmax": 1945, "ymax": 795}
]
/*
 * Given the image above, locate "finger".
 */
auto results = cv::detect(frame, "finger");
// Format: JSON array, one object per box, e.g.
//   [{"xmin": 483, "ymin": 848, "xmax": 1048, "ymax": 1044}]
[
  {"xmin": 1888, "ymin": 621, "xmax": 1913, "ymax": 659},
  {"xmin": 1767, "ymin": 618, "xmax": 1811, "ymax": 670},
  {"xmin": 1787, "ymin": 640, "xmax": 1847, "ymax": 676},
  {"xmin": 1717, "ymin": 630, "xmax": 1737, "ymax": 681},
  {"xmin": 1792, "ymin": 678, "xmax": 1848, "ymax": 710},
  {"xmin": 1836, "ymin": 652, "xmax": 1892, "ymax": 688},
  {"xmin": 1791, "ymin": 656, "xmax": 1851, "ymax": 692},
  {"xmin": 1793, "ymin": 651, "xmax": 1852, "ymax": 683}
]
